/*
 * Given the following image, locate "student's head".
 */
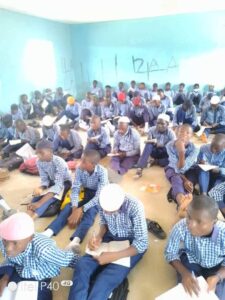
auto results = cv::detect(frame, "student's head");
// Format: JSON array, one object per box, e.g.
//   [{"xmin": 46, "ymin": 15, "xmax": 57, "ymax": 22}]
[
  {"xmin": 193, "ymin": 83, "xmax": 200, "ymax": 91},
  {"xmin": 118, "ymin": 82, "xmax": 124, "ymax": 90},
  {"xmin": 105, "ymin": 85, "xmax": 111, "ymax": 92},
  {"xmin": 132, "ymin": 96, "xmax": 141, "ymax": 107},
  {"xmin": 56, "ymin": 87, "xmax": 63, "ymax": 95},
  {"xmin": 130, "ymin": 80, "xmax": 136, "ymax": 88},
  {"xmin": 105, "ymin": 88, "xmax": 112, "ymax": 98},
  {"xmin": 179, "ymin": 83, "xmax": 185, "ymax": 91},
  {"xmin": 34, "ymin": 90, "xmax": 42, "ymax": 99},
  {"xmin": 59, "ymin": 124, "xmax": 71, "ymax": 140},
  {"xmin": 15, "ymin": 119, "xmax": 26, "ymax": 133},
  {"xmin": 67, "ymin": 96, "xmax": 75, "ymax": 106},
  {"xmin": 208, "ymin": 84, "xmax": 214, "ymax": 91},
  {"xmin": 186, "ymin": 195, "xmax": 218, "ymax": 237},
  {"xmin": 11, "ymin": 104, "xmax": 19, "ymax": 114},
  {"xmin": 79, "ymin": 149, "xmax": 101, "ymax": 173},
  {"xmin": 152, "ymin": 83, "xmax": 158, "ymax": 91},
  {"xmin": 2, "ymin": 114, "xmax": 13, "ymax": 128},
  {"xmin": 36, "ymin": 139, "xmax": 53, "ymax": 161},
  {"xmin": 210, "ymin": 134, "xmax": 225, "ymax": 153},
  {"xmin": 93, "ymin": 80, "xmax": 98, "ymax": 88},
  {"xmin": 92, "ymin": 95, "xmax": 100, "ymax": 106},
  {"xmin": 138, "ymin": 82, "xmax": 146, "ymax": 90},
  {"xmin": 117, "ymin": 92, "xmax": 126, "ymax": 103},
  {"xmin": 176, "ymin": 124, "xmax": 193, "ymax": 144},
  {"xmin": 118, "ymin": 117, "xmax": 130, "ymax": 135},
  {"xmin": 103, "ymin": 97, "xmax": 111, "ymax": 107},
  {"xmin": 90, "ymin": 115, "xmax": 101, "ymax": 131},
  {"xmin": 152, "ymin": 94, "xmax": 161, "ymax": 106},
  {"xmin": 99, "ymin": 184, "xmax": 125, "ymax": 214},
  {"xmin": 182, "ymin": 99, "xmax": 193, "ymax": 111},
  {"xmin": 20, "ymin": 94, "xmax": 28, "ymax": 103},
  {"xmin": 157, "ymin": 89, "xmax": 165, "ymax": 99},
  {"xmin": 165, "ymin": 82, "xmax": 171, "ymax": 91},
  {"xmin": 0, "ymin": 212, "xmax": 34, "ymax": 257},
  {"xmin": 156, "ymin": 114, "xmax": 169, "ymax": 132},
  {"xmin": 210, "ymin": 95, "xmax": 220, "ymax": 109},
  {"xmin": 86, "ymin": 92, "xmax": 92, "ymax": 100},
  {"xmin": 207, "ymin": 92, "xmax": 213, "ymax": 101}
]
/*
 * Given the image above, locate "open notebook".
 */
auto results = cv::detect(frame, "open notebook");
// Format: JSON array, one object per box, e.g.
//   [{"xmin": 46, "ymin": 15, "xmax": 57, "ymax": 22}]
[
  {"xmin": 198, "ymin": 164, "xmax": 218, "ymax": 172},
  {"xmin": 155, "ymin": 276, "xmax": 218, "ymax": 300},
  {"xmin": 0, "ymin": 281, "xmax": 38, "ymax": 300},
  {"xmin": 86, "ymin": 240, "xmax": 130, "ymax": 267}
]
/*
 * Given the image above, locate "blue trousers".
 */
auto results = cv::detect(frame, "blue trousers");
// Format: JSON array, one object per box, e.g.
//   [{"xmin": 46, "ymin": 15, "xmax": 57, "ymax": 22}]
[
  {"xmin": 0, "ymin": 266, "xmax": 52, "ymax": 300},
  {"xmin": 68, "ymin": 232, "xmax": 145, "ymax": 300},
  {"xmin": 58, "ymin": 110, "xmax": 79, "ymax": 122},
  {"xmin": 204, "ymin": 125, "xmax": 225, "ymax": 137},
  {"xmin": 137, "ymin": 144, "xmax": 168, "ymax": 168},
  {"xmin": 176, "ymin": 109, "xmax": 200, "ymax": 132},
  {"xmin": 198, "ymin": 169, "xmax": 225, "ymax": 193},
  {"xmin": 178, "ymin": 253, "xmax": 225, "ymax": 300},
  {"xmin": 47, "ymin": 188, "xmax": 98, "ymax": 241}
]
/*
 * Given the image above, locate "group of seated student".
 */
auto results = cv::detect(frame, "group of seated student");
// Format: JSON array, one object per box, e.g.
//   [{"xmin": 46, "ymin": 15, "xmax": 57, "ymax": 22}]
[{"xmin": 0, "ymin": 79, "xmax": 225, "ymax": 300}]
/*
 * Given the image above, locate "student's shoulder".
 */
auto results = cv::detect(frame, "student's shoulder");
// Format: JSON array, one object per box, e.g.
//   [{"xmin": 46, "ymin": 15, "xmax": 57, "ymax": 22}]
[
  {"xmin": 32, "ymin": 233, "xmax": 55, "ymax": 254},
  {"xmin": 124, "ymin": 194, "xmax": 144, "ymax": 211},
  {"xmin": 52, "ymin": 155, "xmax": 68, "ymax": 166},
  {"xmin": 96, "ymin": 164, "xmax": 108, "ymax": 174},
  {"xmin": 216, "ymin": 221, "xmax": 225, "ymax": 237},
  {"xmin": 199, "ymin": 143, "xmax": 210, "ymax": 152},
  {"xmin": 171, "ymin": 218, "xmax": 188, "ymax": 235}
]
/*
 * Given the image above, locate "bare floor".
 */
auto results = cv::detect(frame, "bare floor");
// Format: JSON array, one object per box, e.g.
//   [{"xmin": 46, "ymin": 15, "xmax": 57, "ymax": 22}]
[{"xmin": 0, "ymin": 133, "xmax": 215, "ymax": 300}]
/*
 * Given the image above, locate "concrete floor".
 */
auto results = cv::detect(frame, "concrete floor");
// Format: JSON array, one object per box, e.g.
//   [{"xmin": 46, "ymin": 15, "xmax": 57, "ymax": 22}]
[{"xmin": 0, "ymin": 132, "xmax": 216, "ymax": 300}]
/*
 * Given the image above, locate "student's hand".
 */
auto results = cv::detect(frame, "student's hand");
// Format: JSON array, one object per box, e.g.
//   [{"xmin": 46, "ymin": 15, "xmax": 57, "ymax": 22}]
[
  {"xmin": 175, "ymin": 140, "xmax": 185, "ymax": 153},
  {"xmin": 183, "ymin": 180, "xmax": 193, "ymax": 193},
  {"xmin": 27, "ymin": 202, "xmax": 42, "ymax": 211},
  {"xmin": 182, "ymin": 271, "xmax": 200, "ymax": 296},
  {"xmin": 94, "ymin": 252, "xmax": 118, "ymax": 265},
  {"xmin": 207, "ymin": 275, "xmax": 219, "ymax": 292},
  {"xmin": 67, "ymin": 207, "xmax": 83, "ymax": 228},
  {"xmin": 88, "ymin": 235, "xmax": 102, "ymax": 251},
  {"xmin": 199, "ymin": 160, "xmax": 206, "ymax": 164},
  {"xmin": 0, "ymin": 274, "xmax": 10, "ymax": 296},
  {"xmin": 212, "ymin": 123, "xmax": 218, "ymax": 128},
  {"xmin": 211, "ymin": 167, "xmax": 220, "ymax": 174},
  {"xmin": 156, "ymin": 143, "xmax": 163, "ymax": 148},
  {"xmin": 118, "ymin": 151, "xmax": 126, "ymax": 158},
  {"xmin": 33, "ymin": 187, "xmax": 43, "ymax": 196}
]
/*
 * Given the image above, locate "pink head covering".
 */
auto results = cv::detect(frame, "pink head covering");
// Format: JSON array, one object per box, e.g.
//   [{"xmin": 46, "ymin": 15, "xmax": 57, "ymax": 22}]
[{"xmin": 0, "ymin": 212, "xmax": 34, "ymax": 241}]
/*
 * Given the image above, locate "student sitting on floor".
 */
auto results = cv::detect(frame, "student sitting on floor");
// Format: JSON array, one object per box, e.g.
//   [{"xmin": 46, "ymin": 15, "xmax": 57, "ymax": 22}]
[
  {"xmin": 127, "ymin": 80, "xmax": 138, "ymax": 99},
  {"xmin": 149, "ymin": 83, "xmax": 158, "ymax": 100},
  {"xmin": 188, "ymin": 83, "xmax": 202, "ymax": 112},
  {"xmin": 56, "ymin": 96, "xmax": 81, "ymax": 123},
  {"xmin": 2, "ymin": 119, "xmax": 40, "ymax": 158},
  {"xmin": 173, "ymin": 99, "xmax": 200, "ymax": 132},
  {"xmin": 116, "ymin": 92, "xmax": 131, "ymax": 117},
  {"xmin": 68, "ymin": 183, "xmax": 148, "ymax": 300},
  {"xmin": 199, "ymin": 92, "xmax": 213, "ymax": 112},
  {"xmin": 158, "ymin": 89, "xmax": 174, "ymax": 120},
  {"xmin": 27, "ymin": 139, "xmax": 72, "ymax": 219},
  {"xmin": 0, "ymin": 115, "xmax": 14, "ymax": 144},
  {"xmin": 134, "ymin": 114, "xmax": 176, "ymax": 179},
  {"xmin": 81, "ymin": 92, "xmax": 93, "ymax": 110},
  {"xmin": 90, "ymin": 95, "xmax": 102, "ymax": 117},
  {"xmin": 42, "ymin": 115, "xmax": 59, "ymax": 142},
  {"xmin": 200, "ymin": 95, "xmax": 225, "ymax": 140},
  {"xmin": 42, "ymin": 150, "xmax": 108, "ymax": 251},
  {"xmin": 53, "ymin": 125, "xmax": 83, "ymax": 161},
  {"xmin": 198, "ymin": 134, "xmax": 225, "ymax": 195},
  {"xmin": 209, "ymin": 182, "xmax": 225, "ymax": 216},
  {"xmin": 0, "ymin": 212, "xmax": 79, "ymax": 300},
  {"xmin": 165, "ymin": 124, "xmax": 199, "ymax": 218},
  {"xmin": 165, "ymin": 195, "xmax": 225, "ymax": 300},
  {"xmin": 164, "ymin": 82, "xmax": 174, "ymax": 99},
  {"xmin": 19, "ymin": 94, "xmax": 31, "ymax": 120},
  {"xmin": 110, "ymin": 116, "xmax": 140, "ymax": 175},
  {"xmin": 85, "ymin": 115, "xmax": 111, "ymax": 158},
  {"xmin": 173, "ymin": 83, "xmax": 186, "ymax": 105},
  {"xmin": 54, "ymin": 87, "xmax": 65, "ymax": 108},
  {"xmin": 101, "ymin": 97, "xmax": 117, "ymax": 120},
  {"xmin": 130, "ymin": 95, "xmax": 149, "ymax": 133},
  {"xmin": 91, "ymin": 80, "xmax": 103, "ymax": 98},
  {"xmin": 204, "ymin": 84, "xmax": 217, "ymax": 97},
  {"xmin": 114, "ymin": 81, "xmax": 126, "ymax": 98},
  {"xmin": 148, "ymin": 94, "xmax": 166, "ymax": 126},
  {"xmin": 138, "ymin": 82, "xmax": 150, "ymax": 101},
  {"xmin": 31, "ymin": 90, "xmax": 44, "ymax": 118},
  {"xmin": 10, "ymin": 104, "xmax": 23, "ymax": 123}
]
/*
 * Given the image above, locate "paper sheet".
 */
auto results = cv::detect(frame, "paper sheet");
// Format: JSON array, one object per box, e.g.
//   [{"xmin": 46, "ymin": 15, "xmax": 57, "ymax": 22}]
[
  {"xmin": 39, "ymin": 187, "xmax": 65, "ymax": 201},
  {"xmin": 198, "ymin": 164, "xmax": 218, "ymax": 172},
  {"xmin": 155, "ymin": 276, "xmax": 218, "ymax": 300},
  {"xmin": 9, "ymin": 139, "xmax": 21, "ymax": 146},
  {"xmin": 107, "ymin": 153, "xmax": 120, "ymax": 157},
  {"xmin": 16, "ymin": 143, "xmax": 36, "ymax": 160},
  {"xmin": 41, "ymin": 99, "xmax": 49, "ymax": 110},
  {"xmin": 56, "ymin": 115, "xmax": 68, "ymax": 126},
  {"xmin": 86, "ymin": 240, "xmax": 130, "ymax": 267},
  {"xmin": 30, "ymin": 104, "xmax": 34, "ymax": 115}
]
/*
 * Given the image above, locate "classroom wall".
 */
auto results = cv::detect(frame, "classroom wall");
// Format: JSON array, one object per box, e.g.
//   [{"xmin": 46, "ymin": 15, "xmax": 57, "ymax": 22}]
[
  {"xmin": 71, "ymin": 10, "xmax": 225, "ymax": 98},
  {"xmin": 0, "ymin": 9, "xmax": 75, "ymax": 112}
]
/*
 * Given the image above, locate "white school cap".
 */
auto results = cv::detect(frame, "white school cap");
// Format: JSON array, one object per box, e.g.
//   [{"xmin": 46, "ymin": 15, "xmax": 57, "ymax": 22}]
[
  {"xmin": 99, "ymin": 184, "xmax": 125, "ymax": 212},
  {"xmin": 210, "ymin": 96, "xmax": 220, "ymax": 105},
  {"xmin": 157, "ymin": 113, "xmax": 170, "ymax": 123},
  {"xmin": 118, "ymin": 116, "xmax": 130, "ymax": 124},
  {"xmin": 152, "ymin": 95, "xmax": 161, "ymax": 101},
  {"xmin": 42, "ymin": 115, "xmax": 56, "ymax": 127}
]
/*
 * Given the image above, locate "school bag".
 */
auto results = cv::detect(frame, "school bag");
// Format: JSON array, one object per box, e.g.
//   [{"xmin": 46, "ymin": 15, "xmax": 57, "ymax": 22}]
[
  {"xmin": 108, "ymin": 278, "xmax": 129, "ymax": 300},
  {"xmin": 0, "ymin": 154, "xmax": 23, "ymax": 171},
  {"xmin": 19, "ymin": 156, "xmax": 39, "ymax": 175}
]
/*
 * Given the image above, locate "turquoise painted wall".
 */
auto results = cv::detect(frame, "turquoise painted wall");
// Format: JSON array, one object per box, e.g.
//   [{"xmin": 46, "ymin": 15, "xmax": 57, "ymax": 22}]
[
  {"xmin": 71, "ymin": 10, "xmax": 225, "ymax": 98},
  {"xmin": 0, "ymin": 9, "xmax": 75, "ymax": 112}
]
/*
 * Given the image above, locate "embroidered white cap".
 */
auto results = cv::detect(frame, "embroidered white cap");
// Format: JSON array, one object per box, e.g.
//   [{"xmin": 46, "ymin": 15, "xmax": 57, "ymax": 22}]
[
  {"xmin": 118, "ymin": 116, "xmax": 130, "ymax": 124},
  {"xmin": 99, "ymin": 184, "xmax": 125, "ymax": 212},
  {"xmin": 210, "ymin": 96, "xmax": 220, "ymax": 105},
  {"xmin": 157, "ymin": 113, "xmax": 170, "ymax": 123}
]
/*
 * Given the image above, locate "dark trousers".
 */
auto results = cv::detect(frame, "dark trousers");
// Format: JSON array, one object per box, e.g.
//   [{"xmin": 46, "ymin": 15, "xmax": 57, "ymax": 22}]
[
  {"xmin": 58, "ymin": 110, "xmax": 79, "ymax": 122},
  {"xmin": 130, "ymin": 111, "xmax": 149, "ymax": 126},
  {"xmin": 204, "ymin": 125, "xmax": 225, "ymax": 137},
  {"xmin": 198, "ymin": 169, "xmax": 225, "ymax": 193},
  {"xmin": 85, "ymin": 143, "xmax": 111, "ymax": 158},
  {"xmin": 176, "ymin": 109, "xmax": 200, "ymax": 132},
  {"xmin": 110, "ymin": 155, "xmax": 140, "ymax": 175},
  {"xmin": 137, "ymin": 144, "xmax": 168, "ymax": 168},
  {"xmin": 0, "ymin": 266, "xmax": 52, "ymax": 300},
  {"xmin": 48, "ymin": 188, "xmax": 97, "ymax": 242},
  {"xmin": 3, "ymin": 142, "xmax": 26, "ymax": 157},
  {"xmin": 178, "ymin": 253, "xmax": 225, "ymax": 300}
]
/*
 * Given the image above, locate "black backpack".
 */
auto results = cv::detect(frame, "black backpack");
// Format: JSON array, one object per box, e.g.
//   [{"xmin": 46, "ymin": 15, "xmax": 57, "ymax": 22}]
[{"xmin": 108, "ymin": 278, "xmax": 129, "ymax": 300}]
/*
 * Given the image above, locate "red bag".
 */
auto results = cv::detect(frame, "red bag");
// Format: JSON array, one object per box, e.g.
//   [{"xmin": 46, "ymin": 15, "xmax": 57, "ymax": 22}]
[
  {"xmin": 67, "ymin": 160, "xmax": 79, "ymax": 170},
  {"xmin": 19, "ymin": 156, "xmax": 39, "ymax": 175}
]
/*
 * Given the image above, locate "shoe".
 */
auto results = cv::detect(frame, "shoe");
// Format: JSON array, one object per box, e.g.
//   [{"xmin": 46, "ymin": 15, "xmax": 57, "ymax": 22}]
[
  {"xmin": 167, "ymin": 188, "xmax": 175, "ymax": 203},
  {"xmin": 2, "ymin": 209, "xmax": 17, "ymax": 220},
  {"xmin": 65, "ymin": 241, "xmax": 81, "ymax": 254},
  {"xmin": 133, "ymin": 168, "xmax": 143, "ymax": 179},
  {"xmin": 146, "ymin": 219, "xmax": 167, "ymax": 239}
]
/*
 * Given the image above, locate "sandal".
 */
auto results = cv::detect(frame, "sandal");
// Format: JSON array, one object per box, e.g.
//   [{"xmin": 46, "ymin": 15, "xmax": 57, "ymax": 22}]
[
  {"xmin": 146, "ymin": 219, "xmax": 167, "ymax": 239},
  {"xmin": 133, "ymin": 168, "xmax": 143, "ymax": 179}
]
